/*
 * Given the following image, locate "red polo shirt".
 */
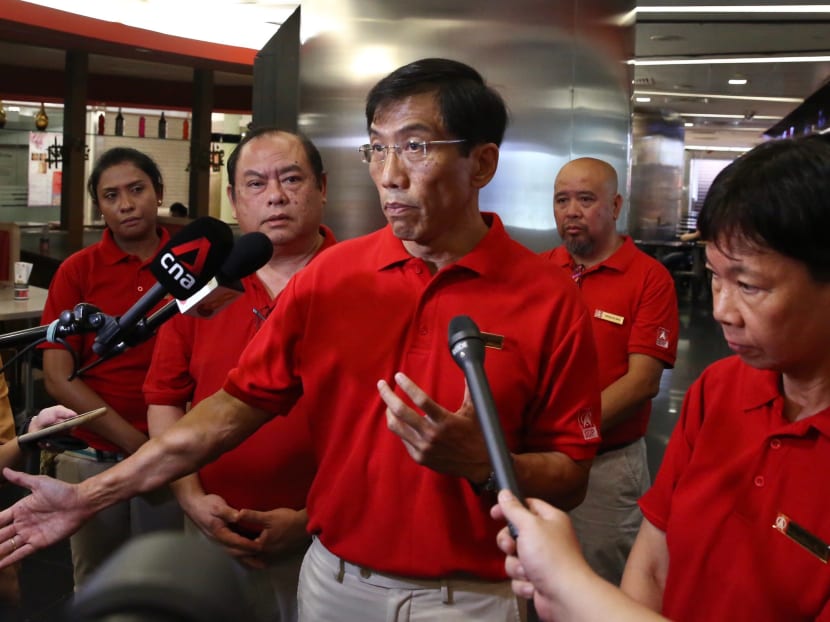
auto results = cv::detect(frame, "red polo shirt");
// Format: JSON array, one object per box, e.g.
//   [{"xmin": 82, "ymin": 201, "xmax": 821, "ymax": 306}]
[
  {"xmin": 224, "ymin": 213, "xmax": 601, "ymax": 580},
  {"xmin": 41, "ymin": 227, "xmax": 171, "ymax": 452},
  {"xmin": 640, "ymin": 356, "xmax": 830, "ymax": 621},
  {"xmin": 143, "ymin": 226, "xmax": 336, "ymax": 512},
  {"xmin": 542, "ymin": 237, "xmax": 678, "ymax": 448}
]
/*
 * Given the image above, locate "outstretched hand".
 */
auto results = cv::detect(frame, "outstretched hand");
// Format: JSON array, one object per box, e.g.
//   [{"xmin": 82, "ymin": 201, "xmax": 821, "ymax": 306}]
[
  {"xmin": 492, "ymin": 490, "xmax": 667, "ymax": 622},
  {"xmin": 377, "ymin": 372, "xmax": 490, "ymax": 481},
  {"xmin": 492, "ymin": 489, "xmax": 592, "ymax": 621},
  {"xmin": 0, "ymin": 468, "xmax": 92, "ymax": 569}
]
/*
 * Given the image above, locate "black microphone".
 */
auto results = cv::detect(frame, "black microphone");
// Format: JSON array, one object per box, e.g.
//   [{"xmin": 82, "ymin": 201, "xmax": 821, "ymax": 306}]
[
  {"xmin": 448, "ymin": 315, "xmax": 525, "ymax": 510},
  {"xmin": 0, "ymin": 303, "xmax": 109, "ymax": 351},
  {"xmin": 176, "ymin": 231, "xmax": 274, "ymax": 318},
  {"xmin": 92, "ymin": 217, "xmax": 234, "ymax": 357},
  {"xmin": 141, "ymin": 231, "xmax": 274, "ymax": 332}
]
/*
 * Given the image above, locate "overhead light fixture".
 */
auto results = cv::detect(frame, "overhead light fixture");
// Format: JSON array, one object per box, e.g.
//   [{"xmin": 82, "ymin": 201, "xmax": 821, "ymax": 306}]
[
  {"xmin": 637, "ymin": 5, "xmax": 830, "ymax": 14},
  {"xmin": 684, "ymin": 122, "xmax": 694, "ymax": 127},
  {"xmin": 634, "ymin": 90, "xmax": 801, "ymax": 103},
  {"xmin": 684, "ymin": 145, "xmax": 753, "ymax": 153},
  {"xmin": 649, "ymin": 34, "xmax": 685, "ymax": 42},
  {"xmin": 677, "ymin": 112, "xmax": 782, "ymax": 120},
  {"xmin": 635, "ymin": 96, "xmax": 652, "ymax": 103},
  {"xmin": 728, "ymin": 78, "xmax": 748, "ymax": 85},
  {"xmin": 21, "ymin": 0, "xmax": 299, "ymax": 49},
  {"xmin": 631, "ymin": 55, "xmax": 830, "ymax": 66}
]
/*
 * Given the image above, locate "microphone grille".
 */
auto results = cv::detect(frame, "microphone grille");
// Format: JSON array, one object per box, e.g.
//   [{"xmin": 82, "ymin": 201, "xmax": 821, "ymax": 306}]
[{"xmin": 448, "ymin": 315, "xmax": 481, "ymax": 348}]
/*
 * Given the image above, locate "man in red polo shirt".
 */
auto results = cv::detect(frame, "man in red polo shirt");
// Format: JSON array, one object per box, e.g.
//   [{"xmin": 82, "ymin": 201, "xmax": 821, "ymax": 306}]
[
  {"xmin": 144, "ymin": 128, "xmax": 335, "ymax": 622},
  {"xmin": 541, "ymin": 157, "xmax": 678, "ymax": 585},
  {"xmin": 0, "ymin": 59, "xmax": 600, "ymax": 622}
]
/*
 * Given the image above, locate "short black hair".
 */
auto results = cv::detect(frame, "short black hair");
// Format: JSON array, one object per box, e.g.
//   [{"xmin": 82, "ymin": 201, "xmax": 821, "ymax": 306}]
[
  {"xmin": 698, "ymin": 134, "xmax": 830, "ymax": 282},
  {"xmin": 87, "ymin": 147, "xmax": 164, "ymax": 205},
  {"xmin": 226, "ymin": 127, "xmax": 325, "ymax": 194},
  {"xmin": 365, "ymin": 58, "xmax": 508, "ymax": 152},
  {"xmin": 169, "ymin": 202, "xmax": 188, "ymax": 217}
]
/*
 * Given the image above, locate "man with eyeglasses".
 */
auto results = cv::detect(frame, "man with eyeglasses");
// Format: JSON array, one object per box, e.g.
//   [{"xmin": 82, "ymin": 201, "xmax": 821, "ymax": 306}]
[
  {"xmin": 143, "ymin": 127, "xmax": 336, "ymax": 622},
  {"xmin": 541, "ymin": 157, "xmax": 679, "ymax": 586},
  {"xmin": 0, "ymin": 59, "xmax": 600, "ymax": 622}
]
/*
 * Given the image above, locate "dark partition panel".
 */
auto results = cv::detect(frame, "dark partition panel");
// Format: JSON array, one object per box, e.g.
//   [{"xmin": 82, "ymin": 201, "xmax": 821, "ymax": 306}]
[{"xmin": 252, "ymin": 6, "xmax": 300, "ymax": 132}]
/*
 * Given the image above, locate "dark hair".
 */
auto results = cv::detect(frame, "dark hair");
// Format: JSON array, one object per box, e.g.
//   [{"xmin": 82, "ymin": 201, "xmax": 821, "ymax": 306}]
[
  {"xmin": 365, "ymin": 58, "xmax": 508, "ymax": 153},
  {"xmin": 169, "ymin": 202, "xmax": 188, "ymax": 217},
  {"xmin": 226, "ymin": 127, "xmax": 325, "ymax": 194},
  {"xmin": 87, "ymin": 147, "xmax": 164, "ymax": 205},
  {"xmin": 697, "ymin": 135, "xmax": 830, "ymax": 281},
  {"xmin": 698, "ymin": 134, "xmax": 830, "ymax": 282}
]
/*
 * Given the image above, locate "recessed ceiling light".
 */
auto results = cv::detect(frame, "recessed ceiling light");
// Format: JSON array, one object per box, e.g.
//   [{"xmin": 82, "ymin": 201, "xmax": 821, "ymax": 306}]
[
  {"xmin": 635, "ymin": 96, "xmax": 652, "ymax": 102},
  {"xmin": 728, "ymin": 78, "xmax": 748, "ymax": 85},
  {"xmin": 684, "ymin": 122, "xmax": 694, "ymax": 127}
]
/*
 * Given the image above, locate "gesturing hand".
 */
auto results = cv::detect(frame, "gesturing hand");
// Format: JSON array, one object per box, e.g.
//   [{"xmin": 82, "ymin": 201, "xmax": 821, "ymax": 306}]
[
  {"xmin": 377, "ymin": 371, "xmax": 491, "ymax": 482},
  {"xmin": 0, "ymin": 468, "xmax": 92, "ymax": 569}
]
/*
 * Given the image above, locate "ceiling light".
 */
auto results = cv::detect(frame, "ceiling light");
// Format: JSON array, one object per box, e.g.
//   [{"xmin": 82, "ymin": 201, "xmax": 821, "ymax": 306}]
[
  {"xmin": 635, "ymin": 96, "xmax": 652, "ymax": 102},
  {"xmin": 684, "ymin": 122, "xmax": 694, "ymax": 127},
  {"xmin": 21, "ymin": 0, "xmax": 299, "ymax": 49},
  {"xmin": 649, "ymin": 34, "xmax": 685, "ymax": 42},
  {"xmin": 678, "ymin": 112, "xmax": 782, "ymax": 120},
  {"xmin": 634, "ymin": 90, "xmax": 801, "ymax": 103},
  {"xmin": 728, "ymin": 78, "xmax": 748, "ymax": 85},
  {"xmin": 631, "ymin": 55, "xmax": 830, "ymax": 66},
  {"xmin": 685, "ymin": 145, "xmax": 753, "ymax": 153},
  {"xmin": 637, "ymin": 5, "xmax": 830, "ymax": 14}
]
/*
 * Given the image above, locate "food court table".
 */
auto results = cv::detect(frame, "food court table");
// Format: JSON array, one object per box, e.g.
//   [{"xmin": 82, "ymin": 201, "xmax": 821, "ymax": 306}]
[{"xmin": 0, "ymin": 284, "xmax": 49, "ymax": 418}]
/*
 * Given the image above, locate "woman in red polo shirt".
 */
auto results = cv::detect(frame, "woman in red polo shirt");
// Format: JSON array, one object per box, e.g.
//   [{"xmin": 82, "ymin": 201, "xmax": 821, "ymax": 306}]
[
  {"xmin": 493, "ymin": 134, "xmax": 830, "ymax": 622},
  {"xmin": 40, "ymin": 147, "xmax": 182, "ymax": 588}
]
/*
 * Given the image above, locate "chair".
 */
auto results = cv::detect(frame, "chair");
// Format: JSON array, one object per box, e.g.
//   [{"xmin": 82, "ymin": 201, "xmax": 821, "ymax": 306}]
[
  {"xmin": 0, "ymin": 223, "xmax": 21, "ymax": 284},
  {"xmin": 157, "ymin": 216, "xmax": 190, "ymax": 239}
]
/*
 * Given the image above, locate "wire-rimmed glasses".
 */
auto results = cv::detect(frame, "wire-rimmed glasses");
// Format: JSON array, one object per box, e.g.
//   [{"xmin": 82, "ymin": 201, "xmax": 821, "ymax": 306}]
[{"xmin": 358, "ymin": 139, "xmax": 467, "ymax": 164}]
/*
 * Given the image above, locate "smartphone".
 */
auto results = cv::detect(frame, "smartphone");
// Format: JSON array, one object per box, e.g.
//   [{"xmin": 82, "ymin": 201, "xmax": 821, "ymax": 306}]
[{"xmin": 17, "ymin": 407, "xmax": 108, "ymax": 445}]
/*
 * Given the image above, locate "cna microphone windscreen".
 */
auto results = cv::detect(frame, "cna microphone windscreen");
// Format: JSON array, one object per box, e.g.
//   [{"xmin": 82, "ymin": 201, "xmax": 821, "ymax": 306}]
[
  {"xmin": 177, "ymin": 231, "xmax": 273, "ymax": 318},
  {"xmin": 448, "ymin": 315, "xmax": 525, "ymax": 507},
  {"xmin": 149, "ymin": 216, "xmax": 235, "ymax": 299},
  {"xmin": 221, "ymin": 231, "xmax": 273, "ymax": 280},
  {"xmin": 92, "ymin": 217, "xmax": 234, "ymax": 356}
]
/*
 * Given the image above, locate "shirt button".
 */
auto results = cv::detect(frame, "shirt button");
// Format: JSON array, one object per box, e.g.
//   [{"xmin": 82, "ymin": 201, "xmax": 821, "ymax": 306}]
[
  {"xmin": 770, "ymin": 439, "xmax": 782, "ymax": 450},
  {"xmin": 414, "ymin": 265, "xmax": 423, "ymax": 275},
  {"xmin": 137, "ymin": 286, "xmax": 144, "ymax": 292},
  {"xmin": 754, "ymin": 476, "xmax": 765, "ymax": 487}
]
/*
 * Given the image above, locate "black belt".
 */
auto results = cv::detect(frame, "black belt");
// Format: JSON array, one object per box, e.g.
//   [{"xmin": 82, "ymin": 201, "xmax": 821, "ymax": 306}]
[{"xmin": 596, "ymin": 438, "xmax": 639, "ymax": 456}]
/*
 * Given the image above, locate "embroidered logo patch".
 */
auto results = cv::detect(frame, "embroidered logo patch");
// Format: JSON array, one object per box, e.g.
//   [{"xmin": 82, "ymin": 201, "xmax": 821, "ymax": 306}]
[
  {"xmin": 656, "ymin": 327, "xmax": 670, "ymax": 349},
  {"xmin": 577, "ymin": 408, "xmax": 599, "ymax": 441}
]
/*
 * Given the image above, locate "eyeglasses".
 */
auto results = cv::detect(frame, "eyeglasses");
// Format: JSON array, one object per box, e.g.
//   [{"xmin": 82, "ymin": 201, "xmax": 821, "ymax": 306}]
[{"xmin": 358, "ymin": 139, "xmax": 467, "ymax": 164}]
